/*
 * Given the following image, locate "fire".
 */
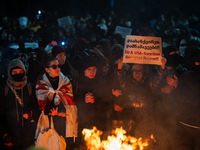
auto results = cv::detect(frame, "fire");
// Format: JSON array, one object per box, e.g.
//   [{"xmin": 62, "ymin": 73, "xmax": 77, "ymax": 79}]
[{"xmin": 82, "ymin": 126, "xmax": 152, "ymax": 150}]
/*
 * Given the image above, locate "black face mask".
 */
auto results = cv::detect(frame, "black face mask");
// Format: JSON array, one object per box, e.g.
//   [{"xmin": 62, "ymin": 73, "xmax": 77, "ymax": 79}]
[{"xmin": 11, "ymin": 73, "xmax": 25, "ymax": 81}]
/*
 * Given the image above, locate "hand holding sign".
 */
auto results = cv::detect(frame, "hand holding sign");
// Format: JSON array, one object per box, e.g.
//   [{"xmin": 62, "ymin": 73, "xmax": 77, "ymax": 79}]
[
  {"xmin": 161, "ymin": 56, "xmax": 167, "ymax": 69},
  {"xmin": 118, "ymin": 57, "xmax": 123, "ymax": 70}
]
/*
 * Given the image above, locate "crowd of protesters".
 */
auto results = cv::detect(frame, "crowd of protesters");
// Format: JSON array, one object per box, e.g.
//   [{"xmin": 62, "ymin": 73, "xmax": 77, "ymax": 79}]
[{"xmin": 0, "ymin": 6, "xmax": 200, "ymax": 150}]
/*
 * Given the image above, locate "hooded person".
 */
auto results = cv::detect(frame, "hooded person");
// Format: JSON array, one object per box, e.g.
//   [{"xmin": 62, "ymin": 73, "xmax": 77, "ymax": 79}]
[{"xmin": 0, "ymin": 58, "xmax": 39, "ymax": 150}]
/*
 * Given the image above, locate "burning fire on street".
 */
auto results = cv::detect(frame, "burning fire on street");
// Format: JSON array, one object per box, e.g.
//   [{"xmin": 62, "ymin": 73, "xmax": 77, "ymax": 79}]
[{"xmin": 82, "ymin": 126, "xmax": 155, "ymax": 150}]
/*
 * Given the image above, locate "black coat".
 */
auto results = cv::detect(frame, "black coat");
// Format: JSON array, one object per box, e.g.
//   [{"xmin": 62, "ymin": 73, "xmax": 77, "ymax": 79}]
[
  {"xmin": 0, "ymin": 83, "xmax": 39, "ymax": 150},
  {"xmin": 73, "ymin": 74, "xmax": 112, "ymax": 130}
]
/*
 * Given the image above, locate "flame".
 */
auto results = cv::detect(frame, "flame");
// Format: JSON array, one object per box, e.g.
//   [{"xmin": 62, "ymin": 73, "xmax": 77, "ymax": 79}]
[{"xmin": 82, "ymin": 126, "xmax": 151, "ymax": 150}]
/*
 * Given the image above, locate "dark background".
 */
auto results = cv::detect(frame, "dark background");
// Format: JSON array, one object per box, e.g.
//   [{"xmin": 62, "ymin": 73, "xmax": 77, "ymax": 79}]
[{"xmin": 0, "ymin": 0, "xmax": 199, "ymax": 21}]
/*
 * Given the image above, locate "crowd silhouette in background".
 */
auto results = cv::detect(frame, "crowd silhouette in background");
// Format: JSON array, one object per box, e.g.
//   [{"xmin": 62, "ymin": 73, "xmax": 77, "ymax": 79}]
[{"xmin": 0, "ymin": 6, "xmax": 200, "ymax": 150}]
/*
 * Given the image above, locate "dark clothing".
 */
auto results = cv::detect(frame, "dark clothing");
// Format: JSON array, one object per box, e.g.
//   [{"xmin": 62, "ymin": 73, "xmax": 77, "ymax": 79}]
[
  {"xmin": 113, "ymin": 66, "xmax": 166, "ymax": 137},
  {"xmin": 60, "ymin": 59, "xmax": 78, "ymax": 80},
  {"xmin": 74, "ymin": 74, "xmax": 112, "ymax": 130},
  {"xmin": 0, "ymin": 58, "xmax": 39, "ymax": 150},
  {"xmin": 46, "ymin": 73, "xmax": 59, "ymax": 89},
  {"xmin": 0, "ymin": 83, "xmax": 39, "ymax": 150},
  {"xmin": 28, "ymin": 59, "xmax": 44, "ymax": 85},
  {"xmin": 45, "ymin": 74, "xmax": 66, "ymax": 137},
  {"xmin": 73, "ymin": 73, "xmax": 112, "ymax": 148}
]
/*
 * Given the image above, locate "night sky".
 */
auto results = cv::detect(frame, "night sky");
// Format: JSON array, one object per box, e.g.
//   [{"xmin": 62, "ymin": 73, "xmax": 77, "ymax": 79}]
[{"xmin": 0, "ymin": 0, "xmax": 200, "ymax": 21}]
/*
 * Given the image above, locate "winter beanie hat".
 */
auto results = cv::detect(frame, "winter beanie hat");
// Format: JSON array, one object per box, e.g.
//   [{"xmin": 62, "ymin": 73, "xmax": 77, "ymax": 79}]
[
  {"xmin": 52, "ymin": 45, "xmax": 66, "ymax": 57},
  {"xmin": 81, "ymin": 56, "xmax": 98, "ymax": 72}
]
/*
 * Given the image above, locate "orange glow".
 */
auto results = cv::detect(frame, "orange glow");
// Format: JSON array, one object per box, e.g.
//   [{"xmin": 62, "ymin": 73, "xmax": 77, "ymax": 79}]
[{"xmin": 82, "ymin": 126, "xmax": 152, "ymax": 150}]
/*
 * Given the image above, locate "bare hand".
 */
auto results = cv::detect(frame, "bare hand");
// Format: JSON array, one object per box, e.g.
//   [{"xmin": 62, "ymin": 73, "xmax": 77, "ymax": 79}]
[
  {"xmin": 161, "ymin": 85, "xmax": 174, "ymax": 93},
  {"xmin": 112, "ymin": 89, "xmax": 122, "ymax": 97},
  {"xmin": 161, "ymin": 56, "xmax": 167, "ymax": 69},
  {"xmin": 23, "ymin": 114, "xmax": 29, "ymax": 119},
  {"xmin": 5, "ymin": 142, "xmax": 13, "ymax": 147},
  {"xmin": 49, "ymin": 107, "xmax": 59, "ymax": 116},
  {"xmin": 58, "ymin": 112, "xmax": 69, "ymax": 117},
  {"xmin": 85, "ymin": 93, "xmax": 95, "ymax": 103},
  {"xmin": 114, "ymin": 104, "xmax": 123, "ymax": 112},
  {"xmin": 166, "ymin": 75, "xmax": 178, "ymax": 88},
  {"xmin": 118, "ymin": 57, "xmax": 123, "ymax": 70}
]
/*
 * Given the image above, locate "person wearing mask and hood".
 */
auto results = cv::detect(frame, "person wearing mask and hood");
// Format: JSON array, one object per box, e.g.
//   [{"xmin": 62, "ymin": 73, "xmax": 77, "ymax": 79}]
[{"xmin": 0, "ymin": 58, "xmax": 39, "ymax": 150}]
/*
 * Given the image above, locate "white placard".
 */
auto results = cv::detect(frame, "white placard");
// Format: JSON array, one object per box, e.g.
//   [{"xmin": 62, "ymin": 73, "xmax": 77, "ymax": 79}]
[
  {"xmin": 57, "ymin": 16, "xmax": 72, "ymax": 27},
  {"xmin": 123, "ymin": 35, "xmax": 162, "ymax": 65},
  {"xmin": 25, "ymin": 43, "xmax": 39, "ymax": 49},
  {"xmin": 114, "ymin": 26, "xmax": 132, "ymax": 38}
]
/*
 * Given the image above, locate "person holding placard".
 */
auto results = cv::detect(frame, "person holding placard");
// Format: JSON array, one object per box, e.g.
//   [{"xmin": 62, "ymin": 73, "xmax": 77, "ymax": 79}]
[{"xmin": 112, "ymin": 56, "xmax": 167, "ymax": 137}]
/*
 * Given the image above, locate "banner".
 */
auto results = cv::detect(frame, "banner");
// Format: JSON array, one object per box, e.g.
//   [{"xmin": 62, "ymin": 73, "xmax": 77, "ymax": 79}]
[
  {"xmin": 114, "ymin": 26, "xmax": 132, "ymax": 38},
  {"xmin": 25, "ymin": 43, "xmax": 39, "ymax": 49},
  {"xmin": 57, "ymin": 16, "xmax": 72, "ymax": 27},
  {"xmin": 123, "ymin": 35, "xmax": 162, "ymax": 65}
]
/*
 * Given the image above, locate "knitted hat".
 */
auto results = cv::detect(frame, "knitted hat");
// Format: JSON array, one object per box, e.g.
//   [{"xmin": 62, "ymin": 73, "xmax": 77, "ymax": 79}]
[
  {"xmin": 51, "ymin": 45, "xmax": 66, "ymax": 57},
  {"xmin": 81, "ymin": 56, "xmax": 98, "ymax": 72}
]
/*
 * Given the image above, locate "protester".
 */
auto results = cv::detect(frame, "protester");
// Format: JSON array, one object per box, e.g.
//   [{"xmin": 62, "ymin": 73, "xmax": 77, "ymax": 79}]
[
  {"xmin": 73, "ymin": 55, "xmax": 112, "ymax": 148},
  {"xmin": 0, "ymin": 5, "xmax": 200, "ymax": 150},
  {"xmin": 51, "ymin": 45, "xmax": 78, "ymax": 80},
  {"xmin": 0, "ymin": 58, "xmax": 39, "ymax": 150},
  {"xmin": 112, "ymin": 56, "xmax": 167, "ymax": 138},
  {"xmin": 36, "ymin": 56, "xmax": 78, "ymax": 150}
]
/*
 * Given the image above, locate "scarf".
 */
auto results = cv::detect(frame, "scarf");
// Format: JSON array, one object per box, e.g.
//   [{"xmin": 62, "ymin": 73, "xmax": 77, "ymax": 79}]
[{"xmin": 36, "ymin": 72, "xmax": 78, "ymax": 137}]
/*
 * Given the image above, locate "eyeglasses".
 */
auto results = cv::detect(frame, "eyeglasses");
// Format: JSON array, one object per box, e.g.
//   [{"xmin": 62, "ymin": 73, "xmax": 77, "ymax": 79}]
[{"xmin": 49, "ymin": 64, "xmax": 61, "ymax": 69}]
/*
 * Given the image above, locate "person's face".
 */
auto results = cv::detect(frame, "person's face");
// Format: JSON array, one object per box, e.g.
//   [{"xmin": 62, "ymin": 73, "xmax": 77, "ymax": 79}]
[
  {"xmin": 84, "ymin": 66, "xmax": 97, "ymax": 79},
  {"xmin": 102, "ymin": 65, "xmax": 109, "ymax": 76},
  {"xmin": 179, "ymin": 39, "xmax": 188, "ymax": 57},
  {"xmin": 45, "ymin": 60, "xmax": 61, "ymax": 77},
  {"xmin": 12, "ymin": 68, "xmax": 24, "ymax": 75},
  {"xmin": 56, "ymin": 52, "xmax": 66, "ymax": 65},
  {"xmin": 132, "ymin": 65, "xmax": 143, "ymax": 81}
]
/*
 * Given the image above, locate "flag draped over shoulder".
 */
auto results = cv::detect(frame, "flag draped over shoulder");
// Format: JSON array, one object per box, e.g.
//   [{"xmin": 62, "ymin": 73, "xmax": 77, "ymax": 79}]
[{"xmin": 35, "ymin": 72, "xmax": 78, "ymax": 137}]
